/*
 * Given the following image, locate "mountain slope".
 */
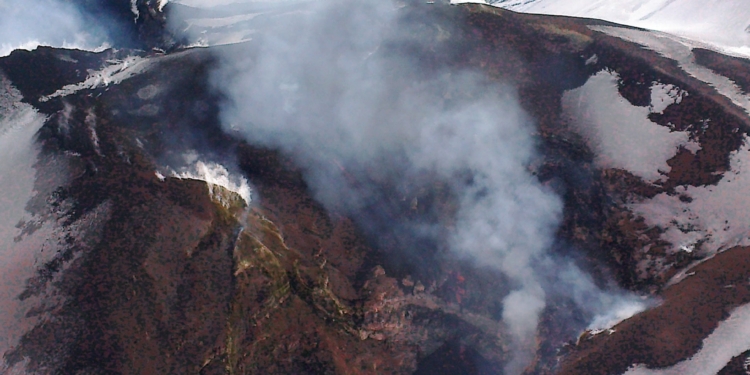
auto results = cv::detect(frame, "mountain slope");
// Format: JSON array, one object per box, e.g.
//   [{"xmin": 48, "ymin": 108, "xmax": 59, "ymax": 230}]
[
  {"xmin": 488, "ymin": 0, "xmax": 750, "ymax": 57},
  {"xmin": 3, "ymin": 1, "xmax": 750, "ymax": 374}
]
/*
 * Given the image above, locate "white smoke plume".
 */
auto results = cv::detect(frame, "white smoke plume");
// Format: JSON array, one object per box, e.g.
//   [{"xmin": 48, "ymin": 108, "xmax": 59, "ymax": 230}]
[
  {"xmin": 0, "ymin": 0, "xmax": 110, "ymax": 57},
  {"xmin": 180, "ymin": 0, "xmax": 647, "ymax": 372},
  {"xmin": 173, "ymin": 158, "xmax": 253, "ymax": 206}
]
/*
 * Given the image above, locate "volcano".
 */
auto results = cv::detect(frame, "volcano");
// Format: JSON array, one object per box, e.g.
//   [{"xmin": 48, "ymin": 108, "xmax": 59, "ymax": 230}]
[{"xmin": 2, "ymin": 1, "xmax": 750, "ymax": 374}]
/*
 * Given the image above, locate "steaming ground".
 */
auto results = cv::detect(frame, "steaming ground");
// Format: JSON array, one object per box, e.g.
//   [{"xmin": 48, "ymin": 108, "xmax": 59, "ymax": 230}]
[{"xmin": 170, "ymin": 0, "xmax": 650, "ymax": 372}]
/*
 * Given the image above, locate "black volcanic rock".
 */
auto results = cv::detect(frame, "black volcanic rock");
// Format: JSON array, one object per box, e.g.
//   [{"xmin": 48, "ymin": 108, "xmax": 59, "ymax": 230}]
[
  {"xmin": 718, "ymin": 350, "xmax": 750, "ymax": 375},
  {"xmin": 0, "ymin": 47, "xmax": 146, "ymax": 111}
]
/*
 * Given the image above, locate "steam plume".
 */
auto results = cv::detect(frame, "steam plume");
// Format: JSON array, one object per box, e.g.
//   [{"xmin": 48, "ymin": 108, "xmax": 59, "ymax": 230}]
[
  {"xmin": 182, "ymin": 0, "xmax": 646, "ymax": 372},
  {"xmin": 0, "ymin": 0, "xmax": 110, "ymax": 57}
]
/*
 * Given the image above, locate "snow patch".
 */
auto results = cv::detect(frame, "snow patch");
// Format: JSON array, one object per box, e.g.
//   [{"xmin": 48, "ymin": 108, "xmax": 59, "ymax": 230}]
[
  {"xmin": 650, "ymin": 82, "xmax": 687, "ymax": 114},
  {"xmin": 630, "ymin": 136, "xmax": 750, "ymax": 256},
  {"xmin": 41, "ymin": 55, "xmax": 157, "ymax": 101},
  {"xmin": 131, "ymin": 0, "xmax": 140, "ymax": 22},
  {"xmin": 589, "ymin": 26, "xmax": 750, "ymax": 116},
  {"xmin": 622, "ymin": 302, "xmax": 750, "ymax": 375},
  {"xmin": 0, "ymin": 77, "xmax": 51, "ymax": 359},
  {"xmin": 562, "ymin": 70, "xmax": 697, "ymax": 182},
  {"xmin": 584, "ymin": 54, "xmax": 598, "ymax": 66},
  {"xmin": 475, "ymin": 0, "xmax": 750, "ymax": 59},
  {"xmin": 168, "ymin": 0, "xmax": 309, "ymax": 47}
]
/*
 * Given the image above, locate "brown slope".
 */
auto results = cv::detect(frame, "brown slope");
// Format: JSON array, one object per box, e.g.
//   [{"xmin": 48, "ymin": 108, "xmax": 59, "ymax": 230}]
[{"xmin": 558, "ymin": 246, "xmax": 750, "ymax": 375}]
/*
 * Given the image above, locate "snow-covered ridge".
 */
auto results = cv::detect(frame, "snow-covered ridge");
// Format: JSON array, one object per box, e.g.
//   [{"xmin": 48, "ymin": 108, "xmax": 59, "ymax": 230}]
[
  {"xmin": 476, "ymin": 0, "xmax": 750, "ymax": 58},
  {"xmin": 167, "ymin": 0, "xmax": 312, "ymax": 47},
  {"xmin": 588, "ymin": 26, "xmax": 750, "ymax": 116},
  {"xmin": 623, "ymin": 302, "xmax": 750, "ymax": 375}
]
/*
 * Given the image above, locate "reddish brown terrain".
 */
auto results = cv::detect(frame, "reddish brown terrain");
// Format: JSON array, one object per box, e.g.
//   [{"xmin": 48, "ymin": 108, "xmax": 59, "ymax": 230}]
[{"xmin": 559, "ymin": 245, "xmax": 750, "ymax": 374}]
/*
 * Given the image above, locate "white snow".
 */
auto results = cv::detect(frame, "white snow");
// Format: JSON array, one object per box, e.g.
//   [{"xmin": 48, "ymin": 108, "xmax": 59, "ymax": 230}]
[
  {"xmin": 584, "ymin": 54, "xmax": 598, "ymax": 66},
  {"xmin": 622, "ymin": 301, "xmax": 750, "ymax": 375},
  {"xmin": 562, "ymin": 70, "xmax": 698, "ymax": 182},
  {"xmin": 589, "ymin": 25, "xmax": 750, "ymax": 116},
  {"xmin": 40, "ymin": 50, "xmax": 196, "ymax": 102},
  {"xmin": 41, "ymin": 55, "xmax": 156, "ymax": 101},
  {"xmin": 451, "ymin": 1, "xmax": 750, "ymax": 116},
  {"xmin": 131, "ymin": 0, "xmax": 140, "ymax": 22},
  {"xmin": 0, "ymin": 76, "xmax": 49, "ymax": 360},
  {"xmin": 629, "ymin": 136, "xmax": 750, "ymax": 256},
  {"xmin": 649, "ymin": 82, "xmax": 687, "ymax": 114},
  {"xmin": 470, "ymin": 0, "xmax": 750, "ymax": 59}
]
